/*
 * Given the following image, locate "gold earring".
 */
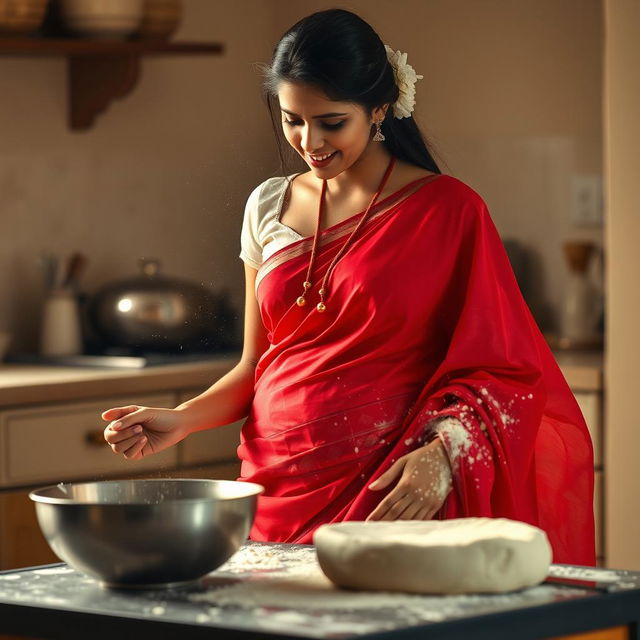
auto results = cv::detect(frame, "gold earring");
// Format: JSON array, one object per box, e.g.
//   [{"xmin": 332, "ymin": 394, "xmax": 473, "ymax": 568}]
[{"xmin": 372, "ymin": 120, "xmax": 385, "ymax": 142}]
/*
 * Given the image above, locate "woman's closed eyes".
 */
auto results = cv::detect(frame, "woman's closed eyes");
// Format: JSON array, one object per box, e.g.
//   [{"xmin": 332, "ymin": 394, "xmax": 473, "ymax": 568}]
[{"xmin": 283, "ymin": 119, "xmax": 346, "ymax": 130}]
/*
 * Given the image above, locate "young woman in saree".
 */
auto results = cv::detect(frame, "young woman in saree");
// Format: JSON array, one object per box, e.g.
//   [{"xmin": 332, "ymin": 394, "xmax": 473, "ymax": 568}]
[{"xmin": 102, "ymin": 9, "xmax": 596, "ymax": 565}]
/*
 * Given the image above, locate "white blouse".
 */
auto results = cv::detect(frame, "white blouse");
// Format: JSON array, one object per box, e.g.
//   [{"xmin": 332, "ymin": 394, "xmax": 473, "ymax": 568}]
[{"xmin": 239, "ymin": 173, "xmax": 305, "ymax": 270}]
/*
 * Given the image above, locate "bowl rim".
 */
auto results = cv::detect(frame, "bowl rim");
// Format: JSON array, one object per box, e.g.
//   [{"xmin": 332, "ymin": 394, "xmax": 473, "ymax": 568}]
[{"xmin": 29, "ymin": 478, "xmax": 264, "ymax": 506}]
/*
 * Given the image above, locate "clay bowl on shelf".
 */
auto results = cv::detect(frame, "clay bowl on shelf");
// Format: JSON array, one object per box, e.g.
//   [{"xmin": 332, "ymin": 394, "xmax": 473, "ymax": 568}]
[
  {"xmin": 59, "ymin": 0, "xmax": 144, "ymax": 39},
  {"xmin": 0, "ymin": 0, "xmax": 48, "ymax": 35},
  {"xmin": 135, "ymin": 0, "xmax": 182, "ymax": 40},
  {"xmin": 30, "ymin": 478, "xmax": 263, "ymax": 588}
]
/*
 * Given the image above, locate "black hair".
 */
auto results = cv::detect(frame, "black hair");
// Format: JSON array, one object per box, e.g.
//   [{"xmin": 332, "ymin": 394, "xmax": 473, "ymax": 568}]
[{"xmin": 258, "ymin": 8, "xmax": 443, "ymax": 176}]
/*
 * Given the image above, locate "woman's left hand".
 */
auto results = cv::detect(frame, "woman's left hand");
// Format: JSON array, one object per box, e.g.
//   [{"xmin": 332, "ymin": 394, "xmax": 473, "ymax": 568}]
[{"xmin": 366, "ymin": 438, "xmax": 453, "ymax": 521}]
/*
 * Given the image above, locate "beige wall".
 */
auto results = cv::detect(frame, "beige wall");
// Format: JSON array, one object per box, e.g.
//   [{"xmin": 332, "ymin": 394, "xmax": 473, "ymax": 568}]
[
  {"xmin": 273, "ymin": 0, "xmax": 604, "ymax": 331},
  {"xmin": 604, "ymin": 0, "xmax": 640, "ymax": 570},
  {"xmin": 1, "ymin": 1, "xmax": 603, "ymax": 352},
  {"xmin": 0, "ymin": 0, "xmax": 278, "ymax": 352}
]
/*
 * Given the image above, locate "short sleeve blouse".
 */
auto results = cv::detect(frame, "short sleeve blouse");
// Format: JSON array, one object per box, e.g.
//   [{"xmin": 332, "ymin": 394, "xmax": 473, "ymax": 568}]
[{"xmin": 239, "ymin": 173, "xmax": 304, "ymax": 269}]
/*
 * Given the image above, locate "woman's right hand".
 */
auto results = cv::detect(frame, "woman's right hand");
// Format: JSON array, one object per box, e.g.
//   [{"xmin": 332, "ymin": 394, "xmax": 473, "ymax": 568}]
[{"xmin": 101, "ymin": 405, "xmax": 190, "ymax": 460}]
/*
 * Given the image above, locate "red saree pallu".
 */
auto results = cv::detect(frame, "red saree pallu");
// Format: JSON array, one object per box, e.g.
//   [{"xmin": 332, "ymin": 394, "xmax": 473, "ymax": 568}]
[{"xmin": 237, "ymin": 173, "xmax": 596, "ymax": 566}]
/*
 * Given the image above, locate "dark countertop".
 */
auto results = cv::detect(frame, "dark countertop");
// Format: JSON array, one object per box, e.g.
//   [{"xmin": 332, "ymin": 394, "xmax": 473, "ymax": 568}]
[{"xmin": 0, "ymin": 542, "xmax": 639, "ymax": 640}]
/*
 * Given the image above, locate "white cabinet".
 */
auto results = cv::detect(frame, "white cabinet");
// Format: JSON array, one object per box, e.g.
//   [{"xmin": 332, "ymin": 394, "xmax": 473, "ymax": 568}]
[
  {"xmin": 574, "ymin": 391, "xmax": 602, "ymax": 467},
  {"xmin": 0, "ymin": 389, "xmax": 244, "ymax": 489},
  {"xmin": 177, "ymin": 388, "xmax": 243, "ymax": 470},
  {"xmin": 573, "ymin": 390, "xmax": 604, "ymax": 564},
  {"xmin": 0, "ymin": 393, "xmax": 176, "ymax": 487},
  {"xmin": 553, "ymin": 352, "xmax": 604, "ymax": 565}
]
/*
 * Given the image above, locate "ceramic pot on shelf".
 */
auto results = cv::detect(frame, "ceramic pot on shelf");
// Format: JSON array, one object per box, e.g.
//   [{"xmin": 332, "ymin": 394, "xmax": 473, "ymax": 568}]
[
  {"xmin": 0, "ymin": 0, "xmax": 48, "ymax": 35},
  {"xmin": 135, "ymin": 0, "xmax": 181, "ymax": 40},
  {"xmin": 59, "ymin": 0, "xmax": 144, "ymax": 39}
]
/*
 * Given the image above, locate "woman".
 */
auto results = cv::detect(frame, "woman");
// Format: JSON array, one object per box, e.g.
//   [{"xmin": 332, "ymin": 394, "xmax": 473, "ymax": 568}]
[{"xmin": 102, "ymin": 9, "xmax": 595, "ymax": 565}]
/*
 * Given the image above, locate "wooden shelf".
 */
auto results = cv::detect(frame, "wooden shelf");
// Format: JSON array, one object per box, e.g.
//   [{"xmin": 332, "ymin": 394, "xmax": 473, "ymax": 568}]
[
  {"xmin": 0, "ymin": 37, "xmax": 224, "ymax": 130},
  {"xmin": 0, "ymin": 37, "xmax": 222, "ymax": 56}
]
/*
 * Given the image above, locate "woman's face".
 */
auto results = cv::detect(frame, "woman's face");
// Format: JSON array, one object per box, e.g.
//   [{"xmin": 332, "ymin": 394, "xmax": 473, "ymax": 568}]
[{"xmin": 277, "ymin": 81, "xmax": 385, "ymax": 177}]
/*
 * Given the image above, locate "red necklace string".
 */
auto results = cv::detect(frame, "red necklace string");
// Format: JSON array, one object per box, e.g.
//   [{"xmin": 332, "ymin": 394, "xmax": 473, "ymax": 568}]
[{"xmin": 296, "ymin": 155, "xmax": 397, "ymax": 313}]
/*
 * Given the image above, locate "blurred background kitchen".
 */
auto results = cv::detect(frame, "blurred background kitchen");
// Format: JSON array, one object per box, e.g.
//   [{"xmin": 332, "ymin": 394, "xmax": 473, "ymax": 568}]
[{"xmin": 0, "ymin": 0, "xmax": 637, "ymax": 572}]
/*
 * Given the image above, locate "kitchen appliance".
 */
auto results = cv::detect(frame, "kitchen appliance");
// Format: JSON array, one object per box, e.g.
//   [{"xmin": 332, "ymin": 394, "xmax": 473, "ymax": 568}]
[
  {"xmin": 29, "ymin": 479, "xmax": 264, "ymax": 588},
  {"xmin": 88, "ymin": 258, "xmax": 236, "ymax": 353}
]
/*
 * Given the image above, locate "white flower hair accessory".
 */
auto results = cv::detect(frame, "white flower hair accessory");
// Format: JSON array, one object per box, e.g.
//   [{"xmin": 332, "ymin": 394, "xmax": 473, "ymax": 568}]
[{"xmin": 384, "ymin": 44, "xmax": 424, "ymax": 119}]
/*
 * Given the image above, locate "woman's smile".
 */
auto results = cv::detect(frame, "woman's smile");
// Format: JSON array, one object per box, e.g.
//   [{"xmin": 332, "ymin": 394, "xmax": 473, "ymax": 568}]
[{"xmin": 308, "ymin": 150, "xmax": 340, "ymax": 167}]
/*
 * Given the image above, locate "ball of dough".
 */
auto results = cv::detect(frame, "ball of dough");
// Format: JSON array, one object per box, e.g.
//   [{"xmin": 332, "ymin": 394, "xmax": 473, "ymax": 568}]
[{"xmin": 313, "ymin": 518, "xmax": 552, "ymax": 594}]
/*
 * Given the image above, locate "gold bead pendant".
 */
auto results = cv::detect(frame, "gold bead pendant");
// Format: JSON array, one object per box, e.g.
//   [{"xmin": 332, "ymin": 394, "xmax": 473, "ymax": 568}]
[
  {"xmin": 316, "ymin": 302, "xmax": 326, "ymax": 313},
  {"xmin": 296, "ymin": 296, "xmax": 306, "ymax": 307}
]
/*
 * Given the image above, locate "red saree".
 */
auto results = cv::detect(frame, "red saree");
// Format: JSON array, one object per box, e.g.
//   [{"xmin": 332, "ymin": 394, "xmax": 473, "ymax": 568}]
[{"xmin": 237, "ymin": 172, "xmax": 596, "ymax": 566}]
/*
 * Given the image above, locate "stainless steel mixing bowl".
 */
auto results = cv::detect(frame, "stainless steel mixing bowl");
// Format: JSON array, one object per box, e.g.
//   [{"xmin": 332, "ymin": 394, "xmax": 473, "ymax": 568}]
[{"xmin": 29, "ymin": 478, "xmax": 263, "ymax": 589}]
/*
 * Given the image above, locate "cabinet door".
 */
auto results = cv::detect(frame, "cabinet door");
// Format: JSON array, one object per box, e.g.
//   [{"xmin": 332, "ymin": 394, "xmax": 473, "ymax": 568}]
[
  {"xmin": 595, "ymin": 470, "xmax": 603, "ymax": 563},
  {"xmin": 0, "ymin": 393, "xmax": 177, "ymax": 487},
  {"xmin": 167, "ymin": 462, "xmax": 241, "ymax": 481},
  {"xmin": 574, "ymin": 391, "xmax": 602, "ymax": 467},
  {"xmin": 177, "ymin": 389, "xmax": 243, "ymax": 467},
  {"xmin": 573, "ymin": 391, "xmax": 603, "ymax": 563},
  {"xmin": 0, "ymin": 489, "xmax": 59, "ymax": 571}
]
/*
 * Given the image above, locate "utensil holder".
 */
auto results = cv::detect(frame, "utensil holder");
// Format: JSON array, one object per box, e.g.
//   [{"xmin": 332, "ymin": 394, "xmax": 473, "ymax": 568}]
[{"xmin": 40, "ymin": 289, "xmax": 83, "ymax": 356}]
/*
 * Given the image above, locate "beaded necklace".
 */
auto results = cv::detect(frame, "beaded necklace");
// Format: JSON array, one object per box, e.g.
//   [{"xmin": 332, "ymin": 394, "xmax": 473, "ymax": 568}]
[{"xmin": 296, "ymin": 155, "xmax": 396, "ymax": 312}]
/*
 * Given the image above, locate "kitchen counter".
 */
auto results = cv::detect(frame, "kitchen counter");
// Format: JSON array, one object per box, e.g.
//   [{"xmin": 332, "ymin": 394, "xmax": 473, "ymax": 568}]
[
  {"xmin": 0, "ymin": 350, "xmax": 602, "ymax": 408},
  {"xmin": 552, "ymin": 350, "xmax": 603, "ymax": 392},
  {"xmin": 0, "ymin": 355, "xmax": 240, "ymax": 407},
  {"xmin": 0, "ymin": 542, "xmax": 638, "ymax": 640}
]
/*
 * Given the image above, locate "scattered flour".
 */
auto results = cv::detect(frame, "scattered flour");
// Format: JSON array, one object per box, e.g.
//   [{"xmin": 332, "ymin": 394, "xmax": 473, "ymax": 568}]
[
  {"xmin": 373, "ymin": 419, "xmax": 395, "ymax": 430},
  {"xmin": 548, "ymin": 566, "xmax": 622, "ymax": 583},
  {"xmin": 433, "ymin": 467, "xmax": 452, "ymax": 500},
  {"xmin": 433, "ymin": 417, "xmax": 473, "ymax": 470},
  {"xmin": 40, "ymin": 596, "xmax": 67, "ymax": 606},
  {"xmin": 33, "ymin": 567, "xmax": 75, "ymax": 576},
  {"xmin": 195, "ymin": 546, "xmax": 443, "ymax": 611},
  {"xmin": 195, "ymin": 562, "xmax": 450, "ymax": 613},
  {"xmin": 193, "ymin": 543, "xmax": 564, "ymax": 615}
]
